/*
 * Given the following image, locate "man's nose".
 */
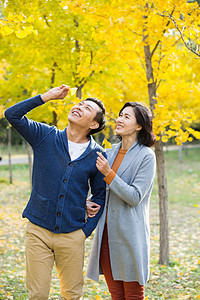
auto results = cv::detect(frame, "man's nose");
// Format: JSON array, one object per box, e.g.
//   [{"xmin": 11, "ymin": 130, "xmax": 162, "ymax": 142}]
[{"xmin": 75, "ymin": 105, "xmax": 82, "ymax": 111}]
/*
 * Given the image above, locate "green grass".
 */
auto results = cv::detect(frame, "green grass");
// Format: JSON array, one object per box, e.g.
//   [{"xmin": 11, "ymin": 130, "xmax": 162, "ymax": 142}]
[
  {"xmin": 0, "ymin": 164, "xmax": 30, "ymax": 184},
  {"xmin": 0, "ymin": 148, "xmax": 200, "ymax": 299},
  {"xmin": 164, "ymin": 148, "xmax": 200, "ymax": 205},
  {"xmin": 0, "ymin": 144, "xmax": 27, "ymax": 156}
]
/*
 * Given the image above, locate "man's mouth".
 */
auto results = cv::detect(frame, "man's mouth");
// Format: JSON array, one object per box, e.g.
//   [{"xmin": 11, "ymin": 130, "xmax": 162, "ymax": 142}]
[{"xmin": 71, "ymin": 110, "xmax": 81, "ymax": 117}]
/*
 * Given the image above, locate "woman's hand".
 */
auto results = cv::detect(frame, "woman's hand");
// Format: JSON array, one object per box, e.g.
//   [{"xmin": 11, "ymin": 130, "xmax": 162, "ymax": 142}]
[
  {"xmin": 96, "ymin": 151, "xmax": 111, "ymax": 176},
  {"xmin": 86, "ymin": 201, "xmax": 101, "ymax": 218}
]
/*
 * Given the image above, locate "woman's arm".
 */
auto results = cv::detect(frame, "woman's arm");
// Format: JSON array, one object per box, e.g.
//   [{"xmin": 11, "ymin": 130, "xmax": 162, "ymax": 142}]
[
  {"xmin": 96, "ymin": 151, "xmax": 156, "ymax": 207},
  {"xmin": 109, "ymin": 154, "xmax": 156, "ymax": 206}
]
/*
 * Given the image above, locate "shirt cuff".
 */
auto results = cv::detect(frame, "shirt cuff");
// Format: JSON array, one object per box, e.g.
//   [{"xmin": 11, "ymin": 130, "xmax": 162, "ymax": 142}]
[{"xmin": 104, "ymin": 170, "xmax": 116, "ymax": 185}]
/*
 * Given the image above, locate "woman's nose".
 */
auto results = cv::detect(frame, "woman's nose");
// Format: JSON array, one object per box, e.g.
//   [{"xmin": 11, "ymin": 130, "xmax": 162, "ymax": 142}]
[{"xmin": 117, "ymin": 117, "xmax": 123, "ymax": 123}]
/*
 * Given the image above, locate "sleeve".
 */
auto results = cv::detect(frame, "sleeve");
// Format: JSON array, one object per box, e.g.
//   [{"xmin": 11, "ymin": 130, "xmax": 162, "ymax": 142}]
[
  {"xmin": 4, "ymin": 95, "xmax": 53, "ymax": 148},
  {"xmin": 108, "ymin": 153, "xmax": 156, "ymax": 207},
  {"xmin": 104, "ymin": 170, "xmax": 116, "ymax": 185},
  {"xmin": 82, "ymin": 152, "xmax": 107, "ymax": 237}
]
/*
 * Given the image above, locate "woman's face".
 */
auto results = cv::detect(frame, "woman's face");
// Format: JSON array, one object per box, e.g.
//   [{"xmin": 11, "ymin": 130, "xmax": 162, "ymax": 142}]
[{"xmin": 116, "ymin": 106, "xmax": 142, "ymax": 137}]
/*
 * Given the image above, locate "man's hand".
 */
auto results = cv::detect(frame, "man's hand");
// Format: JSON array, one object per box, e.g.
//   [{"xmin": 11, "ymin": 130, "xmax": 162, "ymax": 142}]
[
  {"xmin": 41, "ymin": 84, "xmax": 70, "ymax": 103},
  {"xmin": 86, "ymin": 201, "xmax": 101, "ymax": 218}
]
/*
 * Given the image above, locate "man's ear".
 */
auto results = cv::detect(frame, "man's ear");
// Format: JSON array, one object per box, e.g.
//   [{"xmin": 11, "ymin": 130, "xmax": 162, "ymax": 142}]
[{"xmin": 89, "ymin": 121, "xmax": 99, "ymax": 130}]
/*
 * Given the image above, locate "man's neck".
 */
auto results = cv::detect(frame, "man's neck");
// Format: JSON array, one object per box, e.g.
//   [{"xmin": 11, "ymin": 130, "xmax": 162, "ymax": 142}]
[{"xmin": 66, "ymin": 124, "xmax": 90, "ymax": 144}]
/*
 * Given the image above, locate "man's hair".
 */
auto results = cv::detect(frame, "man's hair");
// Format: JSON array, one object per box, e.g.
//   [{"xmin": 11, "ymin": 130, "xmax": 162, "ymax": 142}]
[{"xmin": 83, "ymin": 97, "xmax": 106, "ymax": 136}]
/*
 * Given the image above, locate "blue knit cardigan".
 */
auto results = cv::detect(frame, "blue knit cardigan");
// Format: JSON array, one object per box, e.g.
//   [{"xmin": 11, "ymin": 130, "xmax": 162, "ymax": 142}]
[{"xmin": 4, "ymin": 95, "xmax": 106, "ymax": 237}]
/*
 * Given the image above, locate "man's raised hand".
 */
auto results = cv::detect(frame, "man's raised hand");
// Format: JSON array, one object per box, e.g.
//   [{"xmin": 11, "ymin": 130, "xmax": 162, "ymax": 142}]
[{"xmin": 41, "ymin": 85, "xmax": 70, "ymax": 102}]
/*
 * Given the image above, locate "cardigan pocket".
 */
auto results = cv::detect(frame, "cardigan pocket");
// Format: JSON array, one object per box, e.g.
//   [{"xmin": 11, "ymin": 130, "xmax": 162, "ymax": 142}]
[
  {"xmin": 70, "ymin": 205, "xmax": 86, "ymax": 224},
  {"xmin": 29, "ymin": 190, "xmax": 50, "ymax": 221}
]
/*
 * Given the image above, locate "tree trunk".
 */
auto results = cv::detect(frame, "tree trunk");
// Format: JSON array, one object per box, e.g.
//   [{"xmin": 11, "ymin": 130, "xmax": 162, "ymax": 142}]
[
  {"xmin": 143, "ymin": 5, "xmax": 169, "ymax": 265},
  {"xmin": 51, "ymin": 62, "xmax": 58, "ymax": 126},
  {"xmin": 27, "ymin": 142, "xmax": 33, "ymax": 186},
  {"xmin": 154, "ymin": 139, "xmax": 169, "ymax": 265},
  {"xmin": 77, "ymin": 85, "xmax": 83, "ymax": 99},
  {"xmin": 7, "ymin": 124, "xmax": 13, "ymax": 184},
  {"xmin": 179, "ymin": 145, "xmax": 183, "ymax": 163}
]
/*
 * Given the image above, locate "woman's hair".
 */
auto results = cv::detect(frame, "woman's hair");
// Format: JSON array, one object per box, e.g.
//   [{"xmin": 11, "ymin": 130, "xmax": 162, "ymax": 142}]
[{"xmin": 119, "ymin": 102, "xmax": 156, "ymax": 147}]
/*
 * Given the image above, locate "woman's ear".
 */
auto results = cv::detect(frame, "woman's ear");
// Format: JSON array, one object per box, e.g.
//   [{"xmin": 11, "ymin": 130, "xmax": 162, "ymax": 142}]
[{"xmin": 136, "ymin": 124, "xmax": 142, "ymax": 132}]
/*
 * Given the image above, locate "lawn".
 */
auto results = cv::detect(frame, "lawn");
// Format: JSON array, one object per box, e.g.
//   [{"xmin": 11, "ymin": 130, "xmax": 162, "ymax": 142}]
[{"xmin": 0, "ymin": 148, "xmax": 199, "ymax": 299}]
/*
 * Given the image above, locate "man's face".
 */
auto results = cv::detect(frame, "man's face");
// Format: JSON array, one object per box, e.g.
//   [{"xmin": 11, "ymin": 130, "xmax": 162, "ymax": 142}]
[{"xmin": 68, "ymin": 100, "xmax": 100, "ymax": 132}]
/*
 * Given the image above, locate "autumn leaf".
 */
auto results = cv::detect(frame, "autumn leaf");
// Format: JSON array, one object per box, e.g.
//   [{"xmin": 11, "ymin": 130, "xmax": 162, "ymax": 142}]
[
  {"xmin": 26, "ymin": 15, "xmax": 34, "ymax": 23},
  {"xmin": 69, "ymin": 87, "xmax": 78, "ymax": 96},
  {"xmin": 15, "ymin": 30, "xmax": 28, "ymax": 38},
  {"xmin": 95, "ymin": 296, "xmax": 102, "ymax": 300},
  {"xmin": 102, "ymin": 138, "xmax": 112, "ymax": 149}
]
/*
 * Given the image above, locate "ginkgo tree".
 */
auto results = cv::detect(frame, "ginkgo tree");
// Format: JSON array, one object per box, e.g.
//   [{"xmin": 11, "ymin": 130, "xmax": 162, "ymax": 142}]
[
  {"xmin": 60, "ymin": 0, "xmax": 200, "ymax": 265},
  {"xmin": 0, "ymin": 0, "xmax": 113, "ymax": 127},
  {"xmin": 1, "ymin": 0, "xmax": 200, "ymax": 265}
]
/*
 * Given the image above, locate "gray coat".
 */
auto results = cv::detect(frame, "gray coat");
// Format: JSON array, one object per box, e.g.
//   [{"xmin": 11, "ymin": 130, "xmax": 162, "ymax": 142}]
[{"xmin": 86, "ymin": 141, "xmax": 156, "ymax": 285}]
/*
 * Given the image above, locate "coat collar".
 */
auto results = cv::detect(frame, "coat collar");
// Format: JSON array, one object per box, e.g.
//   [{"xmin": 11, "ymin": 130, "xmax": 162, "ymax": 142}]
[
  {"xmin": 61, "ymin": 128, "xmax": 97, "ymax": 161},
  {"xmin": 108, "ymin": 140, "xmax": 143, "ymax": 177}
]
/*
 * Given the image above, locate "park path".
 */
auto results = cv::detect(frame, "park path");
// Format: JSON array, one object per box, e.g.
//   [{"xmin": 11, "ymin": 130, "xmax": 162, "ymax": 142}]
[
  {"xmin": 0, "ymin": 154, "xmax": 30, "ymax": 166},
  {"xmin": 0, "ymin": 143, "xmax": 200, "ymax": 166}
]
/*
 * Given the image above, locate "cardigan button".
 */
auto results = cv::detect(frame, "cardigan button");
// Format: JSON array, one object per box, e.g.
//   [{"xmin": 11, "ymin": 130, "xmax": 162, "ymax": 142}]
[
  {"xmin": 63, "ymin": 179, "xmax": 67, "ymax": 183},
  {"xmin": 57, "ymin": 212, "xmax": 61, "ymax": 216},
  {"xmin": 55, "ymin": 226, "xmax": 59, "ymax": 231},
  {"xmin": 69, "ymin": 162, "xmax": 72, "ymax": 166},
  {"xmin": 59, "ymin": 195, "xmax": 64, "ymax": 199}
]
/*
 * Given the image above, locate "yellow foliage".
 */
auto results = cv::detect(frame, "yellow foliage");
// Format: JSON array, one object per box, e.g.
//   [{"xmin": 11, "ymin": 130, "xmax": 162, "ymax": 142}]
[
  {"xmin": 95, "ymin": 296, "xmax": 102, "ymax": 300},
  {"xmin": 15, "ymin": 30, "xmax": 28, "ymax": 39},
  {"xmin": 0, "ymin": 0, "xmax": 200, "ymax": 146},
  {"xmin": 0, "ymin": 12, "xmax": 36, "ymax": 38},
  {"xmin": 102, "ymin": 138, "xmax": 112, "ymax": 149}
]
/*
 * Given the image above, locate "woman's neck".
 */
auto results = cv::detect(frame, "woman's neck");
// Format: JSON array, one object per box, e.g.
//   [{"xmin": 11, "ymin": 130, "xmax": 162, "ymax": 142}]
[{"xmin": 121, "ymin": 135, "xmax": 137, "ymax": 150}]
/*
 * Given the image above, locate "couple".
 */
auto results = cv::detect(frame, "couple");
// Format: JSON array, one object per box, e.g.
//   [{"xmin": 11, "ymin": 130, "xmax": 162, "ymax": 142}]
[{"xmin": 5, "ymin": 84, "xmax": 156, "ymax": 300}]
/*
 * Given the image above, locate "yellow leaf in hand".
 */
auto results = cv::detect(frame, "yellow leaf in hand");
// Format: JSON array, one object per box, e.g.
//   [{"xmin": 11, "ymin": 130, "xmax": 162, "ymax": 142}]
[{"xmin": 69, "ymin": 87, "xmax": 78, "ymax": 96}]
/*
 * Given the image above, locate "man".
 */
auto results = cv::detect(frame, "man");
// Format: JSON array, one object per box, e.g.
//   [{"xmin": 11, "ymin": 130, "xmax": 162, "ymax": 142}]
[{"xmin": 4, "ymin": 84, "xmax": 106, "ymax": 300}]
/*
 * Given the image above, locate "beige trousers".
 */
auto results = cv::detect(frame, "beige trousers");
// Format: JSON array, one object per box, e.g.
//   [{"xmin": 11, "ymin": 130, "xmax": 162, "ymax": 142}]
[{"xmin": 25, "ymin": 221, "xmax": 86, "ymax": 300}]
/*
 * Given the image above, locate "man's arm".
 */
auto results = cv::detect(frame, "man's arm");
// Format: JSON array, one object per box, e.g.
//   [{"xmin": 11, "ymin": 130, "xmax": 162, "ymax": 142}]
[
  {"xmin": 4, "ymin": 85, "xmax": 69, "ymax": 147},
  {"xmin": 82, "ymin": 152, "xmax": 107, "ymax": 238},
  {"xmin": 86, "ymin": 200, "xmax": 101, "ymax": 218}
]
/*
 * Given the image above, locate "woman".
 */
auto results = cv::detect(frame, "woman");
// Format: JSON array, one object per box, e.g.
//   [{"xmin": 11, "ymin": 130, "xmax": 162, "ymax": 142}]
[{"xmin": 86, "ymin": 102, "xmax": 156, "ymax": 300}]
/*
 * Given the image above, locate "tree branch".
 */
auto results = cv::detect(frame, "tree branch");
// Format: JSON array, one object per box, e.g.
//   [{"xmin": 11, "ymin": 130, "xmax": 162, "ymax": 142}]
[{"xmin": 147, "ymin": 1, "xmax": 200, "ymax": 57}]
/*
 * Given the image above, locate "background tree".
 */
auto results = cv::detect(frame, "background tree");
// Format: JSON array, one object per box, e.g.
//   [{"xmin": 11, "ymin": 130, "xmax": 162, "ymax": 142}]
[{"xmin": 1, "ymin": 0, "xmax": 200, "ymax": 264}]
